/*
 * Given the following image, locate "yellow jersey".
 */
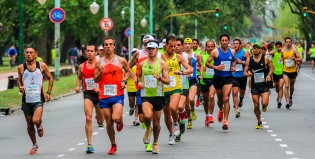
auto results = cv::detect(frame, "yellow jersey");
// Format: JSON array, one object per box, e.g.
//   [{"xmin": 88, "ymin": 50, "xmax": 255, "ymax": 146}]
[
  {"xmin": 163, "ymin": 53, "xmax": 182, "ymax": 92},
  {"xmin": 283, "ymin": 49, "xmax": 296, "ymax": 73},
  {"xmin": 126, "ymin": 66, "xmax": 137, "ymax": 92}
]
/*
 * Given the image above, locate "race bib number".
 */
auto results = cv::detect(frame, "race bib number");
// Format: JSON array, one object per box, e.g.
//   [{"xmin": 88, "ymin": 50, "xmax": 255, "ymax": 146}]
[
  {"xmin": 144, "ymin": 75, "xmax": 157, "ymax": 88},
  {"xmin": 26, "ymin": 85, "xmax": 40, "ymax": 97},
  {"xmin": 164, "ymin": 76, "xmax": 176, "ymax": 88},
  {"xmin": 85, "ymin": 78, "xmax": 98, "ymax": 90},
  {"xmin": 285, "ymin": 59, "xmax": 294, "ymax": 67},
  {"xmin": 235, "ymin": 64, "xmax": 243, "ymax": 71},
  {"xmin": 311, "ymin": 54, "xmax": 315, "ymax": 58},
  {"xmin": 205, "ymin": 68, "xmax": 214, "ymax": 76},
  {"xmin": 254, "ymin": 73, "xmax": 265, "ymax": 83},
  {"xmin": 104, "ymin": 85, "xmax": 117, "ymax": 96},
  {"xmin": 221, "ymin": 61, "xmax": 231, "ymax": 71}
]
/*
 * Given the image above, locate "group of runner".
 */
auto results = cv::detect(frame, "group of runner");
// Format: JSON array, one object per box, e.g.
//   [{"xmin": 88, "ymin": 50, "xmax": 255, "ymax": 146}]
[{"xmin": 18, "ymin": 34, "xmax": 304, "ymax": 156}]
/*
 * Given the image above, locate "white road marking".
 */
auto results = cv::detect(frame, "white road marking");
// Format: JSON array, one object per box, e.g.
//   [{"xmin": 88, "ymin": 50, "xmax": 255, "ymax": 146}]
[
  {"xmin": 291, "ymin": 158, "xmax": 299, "ymax": 159},
  {"xmin": 275, "ymin": 138, "xmax": 283, "ymax": 142},
  {"xmin": 300, "ymin": 72, "xmax": 315, "ymax": 80},
  {"xmin": 261, "ymin": 118, "xmax": 264, "ymax": 120},
  {"xmin": 267, "ymin": 130, "xmax": 273, "ymax": 133},
  {"xmin": 285, "ymin": 151, "xmax": 294, "ymax": 155},
  {"xmin": 92, "ymin": 132, "xmax": 99, "ymax": 135},
  {"xmin": 271, "ymin": 134, "xmax": 277, "ymax": 137},
  {"xmin": 68, "ymin": 148, "xmax": 76, "ymax": 151},
  {"xmin": 125, "ymin": 112, "xmax": 129, "ymax": 114},
  {"xmin": 84, "ymin": 138, "xmax": 87, "ymax": 140},
  {"xmin": 77, "ymin": 143, "xmax": 84, "ymax": 146},
  {"xmin": 262, "ymin": 121, "xmax": 267, "ymax": 124},
  {"xmin": 264, "ymin": 125, "xmax": 270, "ymax": 128},
  {"xmin": 280, "ymin": 144, "xmax": 288, "ymax": 148},
  {"xmin": 56, "ymin": 154, "xmax": 65, "ymax": 157},
  {"xmin": 98, "ymin": 127, "xmax": 105, "ymax": 130}
]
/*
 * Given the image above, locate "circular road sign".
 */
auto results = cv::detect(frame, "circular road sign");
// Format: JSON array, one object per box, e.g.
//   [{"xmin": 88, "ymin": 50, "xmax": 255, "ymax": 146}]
[
  {"xmin": 124, "ymin": 28, "xmax": 131, "ymax": 38},
  {"xmin": 49, "ymin": 8, "xmax": 66, "ymax": 23},
  {"xmin": 100, "ymin": 18, "xmax": 114, "ymax": 31}
]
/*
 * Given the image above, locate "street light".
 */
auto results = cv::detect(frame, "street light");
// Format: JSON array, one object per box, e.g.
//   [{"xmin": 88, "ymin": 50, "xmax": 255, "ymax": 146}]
[
  {"xmin": 141, "ymin": 17, "xmax": 148, "ymax": 28},
  {"xmin": 121, "ymin": 7, "xmax": 129, "ymax": 19},
  {"xmin": 303, "ymin": 6, "xmax": 307, "ymax": 17},
  {"xmin": 37, "ymin": 0, "xmax": 47, "ymax": 5},
  {"xmin": 90, "ymin": 1, "xmax": 99, "ymax": 15}
]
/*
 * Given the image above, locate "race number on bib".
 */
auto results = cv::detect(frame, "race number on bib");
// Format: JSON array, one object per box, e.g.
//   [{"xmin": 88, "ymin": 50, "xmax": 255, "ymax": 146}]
[
  {"xmin": 221, "ymin": 61, "xmax": 231, "ymax": 71},
  {"xmin": 254, "ymin": 73, "xmax": 265, "ymax": 83},
  {"xmin": 205, "ymin": 68, "xmax": 214, "ymax": 76},
  {"xmin": 164, "ymin": 76, "xmax": 176, "ymax": 88},
  {"xmin": 144, "ymin": 75, "xmax": 157, "ymax": 88},
  {"xmin": 104, "ymin": 85, "xmax": 117, "ymax": 96},
  {"xmin": 235, "ymin": 64, "xmax": 243, "ymax": 71},
  {"xmin": 26, "ymin": 85, "xmax": 40, "ymax": 97},
  {"xmin": 85, "ymin": 78, "xmax": 98, "ymax": 90},
  {"xmin": 285, "ymin": 59, "xmax": 294, "ymax": 67}
]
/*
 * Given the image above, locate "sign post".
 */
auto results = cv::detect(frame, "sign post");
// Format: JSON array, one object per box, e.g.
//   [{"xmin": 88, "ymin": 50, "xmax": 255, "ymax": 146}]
[{"xmin": 99, "ymin": 18, "xmax": 113, "ymax": 31}]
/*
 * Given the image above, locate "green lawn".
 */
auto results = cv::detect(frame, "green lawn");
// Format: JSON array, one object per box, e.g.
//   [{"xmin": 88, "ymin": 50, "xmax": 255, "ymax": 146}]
[{"xmin": 0, "ymin": 75, "xmax": 77, "ymax": 108}]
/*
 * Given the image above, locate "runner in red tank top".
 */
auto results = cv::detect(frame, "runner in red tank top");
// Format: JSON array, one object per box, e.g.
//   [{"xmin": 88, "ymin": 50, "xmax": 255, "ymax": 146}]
[
  {"xmin": 76, "ymin": 44, "xmax": 104, "ymax": 153},
  {"xmin": 94, "ymin": 37, "xmax": 132, "ymax": 155}
]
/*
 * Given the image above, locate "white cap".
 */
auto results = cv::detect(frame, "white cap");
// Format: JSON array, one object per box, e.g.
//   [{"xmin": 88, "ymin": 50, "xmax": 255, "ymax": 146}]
[
  {"xmin": 162, "ymin": 38, "xmax": 166, "ymax": 44},
  {"xmin": 146, "ymin": 41, "xmax": 158, "ymax": 48},
  {"xmin": 131, "ymin": 48, "xmax": 138, "ymax": 53},
  {"xmin": 98, "ymin": 45, "xmax": 104, "ymax": 50},
  {"xmin": 159, "ymin": 43, "xmax": 164, "ymax": 49},
  {"xmin": 142, "ymin": 35, "xmax": 154, "ymax": 43}
]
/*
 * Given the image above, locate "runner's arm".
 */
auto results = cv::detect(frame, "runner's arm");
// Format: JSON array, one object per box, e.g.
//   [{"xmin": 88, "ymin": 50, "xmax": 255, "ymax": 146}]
[
  {"xmin": 206, "ymin": 49, "xmax": 216, "ymax": 69},
  {"xmin": 160, "ymin": 60, "xmax": 170, "ymax": 85},
  {"xmin": 177, "ymin": 54, "xmax": 193, "ymax": 75},
  {"xmin": 243, "ymin": 58, "xmax": 252, "ymax": 77},
  {"xmin": 293, "ymin": 49, "xmax": 302, "ymax": 62},
  {"xmin": 122, "ymin": 58, "xmax": 132, "ymax": 81},
  {"xmin": 94, "ymin": 59, "xmax": 102, "ymax": 83},
  {"xmin": 266, "ymin": 56, "xmax": 274, "ymax": 76},
  {"xmin": 17, "ymin": 64, "xmax": 24, "ymax": 94},
  {"xmin": 128, "ymin": 51, "xmax": 139, "ymax": 68},
  {"xmin": 196, "ymin": 54, "xmax": 202, "ymax": 72},
  {"xmin": 76, "ymin": 64, "xmax": 83, "ymax": 93},
  {"xmin": 41, "ymin": 63, "xmax": 54, "ymax": 93}
]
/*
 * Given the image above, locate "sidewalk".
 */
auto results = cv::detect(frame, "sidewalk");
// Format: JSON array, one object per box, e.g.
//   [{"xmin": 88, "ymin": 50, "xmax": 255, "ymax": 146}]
[{"xmin": 0, "ymin": 65, "xmax": 72, "ymax": 92}]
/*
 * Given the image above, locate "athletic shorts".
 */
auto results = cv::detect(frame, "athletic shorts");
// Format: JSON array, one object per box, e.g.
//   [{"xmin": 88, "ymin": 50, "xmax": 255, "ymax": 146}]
[
  {"xmin": 200, "ymin": 78, "xmax": 213, "ymax": 93},
  {"xmin": 141, "ymin": 97, "xmax": 165, "ymax": 111},
  {"xmin": 273, "ymin": 74, "xmax": 283, "ymax": 83},
  {"xmin": 84, "ymin": 90, "xmax": 99, "ymax": 105},
  {"xmin": 164, "ymin": 89, "xmax": 182, "ymax": 103},
  {"xmin": 181, "ymin": 89, "xmax": 188, "ymax": 97},
  {"xmin": 232, "ymin": 77, "xmax": 247, "ymax": 90},
  {"xmin": 213, "ymin": 75, "xmax": 233, "ymax": 90},
  {"xmin": 127, "ymin": 92, "xmax": 136, "ymax": 97},
  {"xmin": 99, "ymin": 95, "xmax": 124, "ymax": 109},
  {"xmin": 22, "ymin": 102, "xmax": 43, "ymax": 116},
  {"xmin": 188, "ymin": 78, "xmax": 198, "ymax": 88},
  {"xmin": 283, "ymin": 71, "xmax": 298, "ymax": 80},
  {"xmin": 136, "ymin": 90, "xmax": 142, "ymax": 106},
  {"xmin": 251, "ymin": 87, "xmax": 269, "ymax": 95}
]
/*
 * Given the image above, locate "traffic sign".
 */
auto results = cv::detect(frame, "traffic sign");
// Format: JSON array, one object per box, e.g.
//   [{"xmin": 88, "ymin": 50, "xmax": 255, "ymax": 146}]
[
  {"xmin": 49, "ymin": 8, "xmax": 66, "ymax": 23},
  {"xmin": 100, "ymin": 18, "xmax": 113, "ymax": 31},
  {"xmin": 124, "ymin": 28, "xmax": 131, "ymax": 38}
]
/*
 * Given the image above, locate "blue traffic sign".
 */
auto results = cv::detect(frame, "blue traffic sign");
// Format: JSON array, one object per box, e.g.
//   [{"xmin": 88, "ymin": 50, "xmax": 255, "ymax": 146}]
[
  {"xmin": 124, "ymin": 28, "xmax": 131, "ymax": 38},
  {"xmin": 49, "ymin": 8, "xmax": 66, "ymax": 23}
]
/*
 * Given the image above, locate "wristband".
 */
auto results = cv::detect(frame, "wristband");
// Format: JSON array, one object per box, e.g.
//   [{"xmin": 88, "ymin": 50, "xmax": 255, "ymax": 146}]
[{"xmin": 122, "ymin": 80, "xmax": 127, "ymax": 84}]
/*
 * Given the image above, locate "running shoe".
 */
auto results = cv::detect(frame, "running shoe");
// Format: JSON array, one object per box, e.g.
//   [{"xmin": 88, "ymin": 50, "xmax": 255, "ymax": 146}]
[
  {"xmin": 235, "ymin": 110, "xmax": 241, "ymax": 118},
  {"xmin": 187, "ymin": 120, "xmax": 192, "ymax": 129},
  {"xmin": 168, "ymin": 134, "xmax": 175, "ymax": 145},
  {"xmin": 107, "ymin": 144, "xmax": 117, "ymax": 155},
  {"xmin": 29, "ymin": 145, "xmax": 38, "ymax": 155},
  {"xmin": 277, "ymin": 102, "xmax": 282, "ymax": 108},
  {"xmin": 141, "ymin": 122, "xmax": 147, "ymax": 129},
  {"xmin": 173, "ymin": 125, "xmax": 180, "ymax": 136},
  {"xmin": 191, "ymin": 110, "xmax": 197, "ymax": 121},
  {"xmin": 222, "ymin": 120, "xmax": 229, "ymax": 130},
  {"xmin": 98, "ymin": 124, "xmax": 104, "ymax": 127},
  {"xmin": 133, "ymin": 119, "xmax": 140, "ymax": 126},
  {"xmin": 289, "ymin": 98, "xmax": 293, "ymax": 106},
  {"xmin": 152, "ymin": 143, "xmax": 159, "ymax": 154},
  {"xmin": 129, "ymin": 107, "xmax": 135, "ymax": 116},
  {"xmin": 175, "ymin": 134, "xmax": 181, "ymax": 142},
  {"xmin": 86, "ymin": 144, "xmax": 94, "ymax": 154},
  {"xmin": 209, "ymin": 116, "xmax": 214, "ymax": 123},
  {"xmin": 286, "ymin": 103, "xmax": 290, "ymax": 109},
  {"xmin": 143, "ymin": 126, "xmax": 152, "ymax": 144},
  {"xmin": 217, "ymin": 110, "xmax": 224, "ymax": 123},
  {"xmin": 256, "ymin": 122, "xmax": 263, "ymax": 129},
  {"xmin": 179, "ymin": 120, "xmax": 185, "ymax": 134},
  {"xmin": 116, "ymin": 121, "xmax": 124, "ymax": 132},
  {"xmin": 262, "ymin": 106, "xmax": 267, "ymax": 112},
  {"xmin": 37, "ymin": 125, "xmax": 44, "ymax": 137},
  {"xmin": 145, "ymin": 143, "xmax": 152, "ymax": 152},
  {"xmin": 196, "ymin": 99, "xmax": 200, "ymax": 107},
  {"xmin": 205, "ymin": 116, "xmax": 211, "ymax": 127}
]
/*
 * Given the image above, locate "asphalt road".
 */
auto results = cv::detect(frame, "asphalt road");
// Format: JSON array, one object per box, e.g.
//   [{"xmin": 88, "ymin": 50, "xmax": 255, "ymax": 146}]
[{"xmin": 0, "ymin": 66, "xmax": 314, "ymax": 159}]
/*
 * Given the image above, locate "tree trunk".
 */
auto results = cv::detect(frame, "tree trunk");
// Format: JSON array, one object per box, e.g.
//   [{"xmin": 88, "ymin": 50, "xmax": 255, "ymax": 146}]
[{"xmin": 61, "ymin": 34, "xmax": 75, "ymax": 64}]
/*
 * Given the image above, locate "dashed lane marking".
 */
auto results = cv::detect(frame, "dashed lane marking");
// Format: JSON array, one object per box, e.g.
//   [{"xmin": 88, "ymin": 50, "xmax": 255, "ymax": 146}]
[
  {"xmin": 271, "ymin": 134, "xmax": 277, "ymax": 137},
  {"xmin": 68, "ymin": 148, "xmax": 75, "ymax": 151},
  {"xmin": 92, "ymin": 132, "xmax": 99, "ymax": 135},
  {"xmin": 267, "ymin": 130, "xmax": 273, "ymax": 133},
  {"xmin": 77, "ymin": 143, "xmax": 84, "ymax": 146},
  {"xmin": 286, "ymin": 151, "xmax": 295, "ymax": 155},
  {"xmin": 275, "ymin": 138, "xmax": 283, "ymax": 142},
  {"xmin": 56, "ymin": 154, "xmax": 65, "ymax": 157},
  {"xmin": 280, "ymin": 144, "xmax": 288, "ymax": 148}
]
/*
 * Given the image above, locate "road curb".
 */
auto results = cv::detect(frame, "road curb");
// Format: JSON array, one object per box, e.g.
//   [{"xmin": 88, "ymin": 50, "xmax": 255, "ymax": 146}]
[{"xmin": 0, "ymin": 91, "xmax": 77, "ymax": 117}]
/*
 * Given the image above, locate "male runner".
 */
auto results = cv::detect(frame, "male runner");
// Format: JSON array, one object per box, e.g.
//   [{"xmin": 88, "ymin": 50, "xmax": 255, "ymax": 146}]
[
  {"xmin": 206, "ymin": 34, "xmax": 236, "ymax": 130},
  {"xmin": 162, "ymin": 36, "xmax": 192, "ymax": 144},
  {"xmin": 192, "ymin": 38, "xmax": 203, "ymax": 106},
  {"xmin": 17, "ymin": 46, "xmax": 54, "ymax": 154},
  {"xmin": 184, "ymin": 38, "xmax": 202, "ymax": 129},
  {"xmin": 244, "ymin": 42, "xmax": 273, "ymax": 129},
  {"xmin": 76, "ymin": 44, "xmax": 104, "ymax": 153},
  {"xmin": 281, "ymin": 37, "xmax": 302, "ymax": 108},
  {"xmin": 138, "ymin": 41, "xmax": 170, "ymax": 154},
  {"xmin": 308, "ymin": 43, "xmax": 315, "ymax": 74},
  {"xmin": 231, "ymin": 39, "xmax": 249, "ymax": 118},
  {"xmin": 94, "ymin": 37, "xmax": 132, "ymax": 155},
  {"xmin": 269, "ymin": 41, "xmax": 284, "ymax": 108}
]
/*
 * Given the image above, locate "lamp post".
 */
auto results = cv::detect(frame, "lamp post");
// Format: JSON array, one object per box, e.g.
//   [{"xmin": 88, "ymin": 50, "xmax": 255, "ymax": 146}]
[
  {"xmin": 121, "ymin": 1, "xmax": 135, "ymax": 60},
  {"xmin": 149, "ymin": 0, "xmax": 154, "ymax": 35},
  {"xmin": 90, "ymin": 0, "xmax": 108, "ymax": 35},
  {"xmin": 18, "ymin": 0, "xmax": 24, "ymax": 65}
]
